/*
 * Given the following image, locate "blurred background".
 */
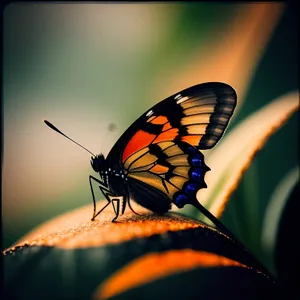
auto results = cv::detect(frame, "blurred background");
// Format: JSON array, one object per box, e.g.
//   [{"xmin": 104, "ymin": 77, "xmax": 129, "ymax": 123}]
[{"xmin": 2, "ymin": 2, "xmax": 298, "ymax": 275}]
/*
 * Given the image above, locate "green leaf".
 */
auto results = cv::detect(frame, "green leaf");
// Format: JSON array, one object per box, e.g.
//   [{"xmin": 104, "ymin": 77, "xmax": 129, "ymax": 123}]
[{"xmin": 261, "ymin": 167, "xmax": 299, "ymax": 273}]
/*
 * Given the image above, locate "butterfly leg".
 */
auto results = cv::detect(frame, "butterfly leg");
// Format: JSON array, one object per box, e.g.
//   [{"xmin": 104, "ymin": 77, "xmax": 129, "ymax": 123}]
[
  {"xmin": 89, "ymin": 175, "xmax": 113, "ymax": 221},
  {"xmin": 111, "ymin": 198, "xmax": 121, "ymax": 222},
  {"xmin": 121, "ymin": 197, "xmax": 127, "ymax": 215},
  {"xmin": 92, "ymin": 187, "xmax": 117, "ymax": 221}
]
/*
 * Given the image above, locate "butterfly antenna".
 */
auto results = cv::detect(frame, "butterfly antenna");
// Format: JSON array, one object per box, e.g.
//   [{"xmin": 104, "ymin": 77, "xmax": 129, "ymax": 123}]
[{"xmin": 43, "ymin": 120, "xmax": 96, "ymax": 157}]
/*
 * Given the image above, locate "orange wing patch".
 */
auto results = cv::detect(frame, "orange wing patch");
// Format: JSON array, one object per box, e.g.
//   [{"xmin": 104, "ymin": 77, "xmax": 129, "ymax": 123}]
[
  {"xmin": 150, "ymin": 116, "xmax": 168, "ymax": 125},
  {"xmin": 154, "ymin": 128, "xmax": 178, "ymax": 144},
  {"xmin": 150, "ymin": 164, "xmax": 169, "ymax": 175},
  {"xmin": 181, "ymin": 135, "xmax": 203, "ymax": 146},
  {"xmin": 162, "ymin": 122, "xmax": 172, "ymax": 131},
  {"xmin": 182, "ymin": 135, "xmax": 218, "ymax": 148},
  {"xmin": 122, "ymin": 130, "xmax": 156, "ymax": 163}
]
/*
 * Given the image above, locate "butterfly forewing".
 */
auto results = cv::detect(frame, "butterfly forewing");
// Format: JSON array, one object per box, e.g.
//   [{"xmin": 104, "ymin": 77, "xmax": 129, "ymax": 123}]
[{"xmin": 108, "ymin": 82, "xmax": 236, "ymax": 162}]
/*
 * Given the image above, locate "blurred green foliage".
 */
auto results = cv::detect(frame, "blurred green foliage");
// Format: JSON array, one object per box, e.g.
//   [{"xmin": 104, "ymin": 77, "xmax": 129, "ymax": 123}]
[{"xmin": 221, "ymin": 4, "xmax": 298, "ymax": 271}]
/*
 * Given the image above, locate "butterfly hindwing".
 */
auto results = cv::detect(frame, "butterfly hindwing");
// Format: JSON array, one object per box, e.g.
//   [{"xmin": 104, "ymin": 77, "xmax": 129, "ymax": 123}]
[
  {"xmin": 128, "ymin": 177, "xmax": 172, "ymax": 214},
  {"xmin": 125, "ymin": 141, "xmax": 210, "ymax": 210}
]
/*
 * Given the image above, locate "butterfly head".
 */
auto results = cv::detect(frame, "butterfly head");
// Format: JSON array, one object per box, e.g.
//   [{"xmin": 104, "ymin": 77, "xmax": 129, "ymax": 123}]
[{"xmin": 91, "ymin": 154, "xmax": 106, "ymax": 173}]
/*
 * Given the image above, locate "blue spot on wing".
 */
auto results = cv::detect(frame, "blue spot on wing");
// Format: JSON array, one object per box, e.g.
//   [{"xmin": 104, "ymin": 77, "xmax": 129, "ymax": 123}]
[
  {"xmin": 174, "ymin": 194, "xmax": 188, "ymax": 208},
  {"xmin": 191, "ymin": 153, "xmax": 203, "ymax": 167},
  {"xmin": 191, "ymin": 168, "xmax": 205, "ymax": 182},
  {"xmin": 184, "ymin": 182, "xmax": 199, "ymax": 196},
  {"xmin": 186, "ymin": 146, "xmax": 197, "ymax": 154}
]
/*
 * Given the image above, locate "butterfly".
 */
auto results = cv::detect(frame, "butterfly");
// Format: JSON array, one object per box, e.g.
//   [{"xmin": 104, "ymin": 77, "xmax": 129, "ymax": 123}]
[{"xmin": 44, "ymin": 82, "xmax": 237, "ymax": 232}]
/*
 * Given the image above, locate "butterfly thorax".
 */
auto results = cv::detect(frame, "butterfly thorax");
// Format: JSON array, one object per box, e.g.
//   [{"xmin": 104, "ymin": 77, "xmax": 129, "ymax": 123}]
[{"xmin": 91, "ymin": 154, "xmax": 127, "ymax": 191}]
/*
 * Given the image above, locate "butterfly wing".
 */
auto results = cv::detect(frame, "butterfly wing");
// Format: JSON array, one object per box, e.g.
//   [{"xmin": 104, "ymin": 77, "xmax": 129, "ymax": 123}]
[
  {"xmin": 106, "ymin": 82, "xmax": 237, "ymax": 211},
  {"xmin": 125, "ymin": 140, "xmax": 211, "ymax": 212}
]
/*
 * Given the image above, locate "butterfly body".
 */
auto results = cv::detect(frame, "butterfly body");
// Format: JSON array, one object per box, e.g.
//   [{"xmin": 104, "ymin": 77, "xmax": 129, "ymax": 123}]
[{"xmin": 88, "ymin": 82, "xmax": 237, "ymax": 221}]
